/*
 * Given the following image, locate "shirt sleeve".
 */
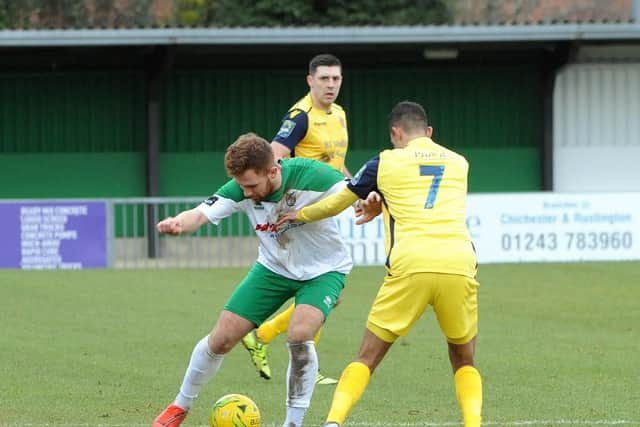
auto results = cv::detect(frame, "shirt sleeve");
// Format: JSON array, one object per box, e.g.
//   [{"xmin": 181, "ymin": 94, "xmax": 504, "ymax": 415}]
[
  {"xmin": 196, "ymin": 194, "xmax": 242, "ymax": 225},
  {"xmin": 297, "ymin": 186, "xmax": 359, "ymax": 223},
  {"xmin": 346, "ymin": 155, "xmax": 380, "ymax": 198},
  {"xmin": 272, "ymin": 109, "xmax": 309, "ymax": 151}
]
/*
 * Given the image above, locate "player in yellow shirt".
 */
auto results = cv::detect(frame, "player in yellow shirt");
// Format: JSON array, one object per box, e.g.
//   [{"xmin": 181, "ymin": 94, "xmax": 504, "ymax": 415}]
[
  {"xmin": 277, "ymin": 101, "xmax": 483, "ymax": 427},
  {"xmin": 241, "ymin": 53, "xmax": 351, "ymax": 385}
]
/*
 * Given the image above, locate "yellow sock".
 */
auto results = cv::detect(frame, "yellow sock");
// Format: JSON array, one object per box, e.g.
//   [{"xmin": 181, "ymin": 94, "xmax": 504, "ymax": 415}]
[
  {"xmin": 326, "ymin": 362, "xmax": 371, "ymax": 425},
  {"xmin": 454, "ymin": 365, "xmax": 483, "ymax": 427},
  {"xmin": 256, "ymin": 303, "xmax": 295, "ymax": 344},
  {"xmin": 314, "ymin": 326, "xmax": 323, "ymax": 347}
]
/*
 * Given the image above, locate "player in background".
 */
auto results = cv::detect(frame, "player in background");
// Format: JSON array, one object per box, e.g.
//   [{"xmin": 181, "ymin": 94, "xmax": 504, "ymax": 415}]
[
  {"xmin": 241, "ymin": 53, "xmax": 351, "ymax": 385},
  {"xmin": 152, "ymin": 133, "xmax": 353, "ymax": 427},
  {"xmin": 277, "ymin": 101, "xmax": 483, "ymax": 427}
]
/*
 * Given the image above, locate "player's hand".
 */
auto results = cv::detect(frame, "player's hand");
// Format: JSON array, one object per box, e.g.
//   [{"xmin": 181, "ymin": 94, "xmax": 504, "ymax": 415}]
[
  {"xmin": 356, "ymin": 191, "xmax": 382, "ymax": 225},
  {"xmin": 276, "ymin": 210, "xmax": 299, "ymax": 227},
  {"xmin": 353, "ymin": 200, "xmax": 364, "ymax": 216},
  {"xmin": 156, "ymin": 217, "xmax": 182, "ymax": 235}
]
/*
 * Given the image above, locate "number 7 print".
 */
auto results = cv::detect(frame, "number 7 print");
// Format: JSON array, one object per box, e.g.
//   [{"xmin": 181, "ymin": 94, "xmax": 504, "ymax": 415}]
[{"xmin": 419, "ymin": 165, "xmax": 445, "ymax": 209}]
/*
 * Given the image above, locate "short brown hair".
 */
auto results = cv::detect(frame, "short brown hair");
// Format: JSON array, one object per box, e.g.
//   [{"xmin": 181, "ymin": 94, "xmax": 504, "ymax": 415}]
[
  {"xmin": 224, "ymin": 133, "xmax": 274, "ymax": 177},
  {"xmin": 309, "ymin": 53, "xmax": 341, "ymax": 75}
]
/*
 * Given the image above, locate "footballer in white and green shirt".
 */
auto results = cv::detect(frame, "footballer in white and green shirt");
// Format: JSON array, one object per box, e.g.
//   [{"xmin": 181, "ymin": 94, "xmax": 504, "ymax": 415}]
[
  {"xmin": 195, "ymin": 156, "xmax": 352, "ymax": 326},
  {"xmin": 198, "ymin": 157, "xmax": 352, "ymax": 281},
  {"xmin": 153, "ymin": 134, "xmax": 355, "ymax": 427}
]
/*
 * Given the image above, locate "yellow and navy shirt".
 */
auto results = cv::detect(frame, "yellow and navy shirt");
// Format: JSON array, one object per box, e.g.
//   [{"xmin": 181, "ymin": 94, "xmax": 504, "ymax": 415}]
[
  {"xmin": 273, "ymin": 93, "xmax": 348, "ymax": 172},
  {"xmin": 301, "ymin": 136, "xmax": 477, "ymax": 278}
]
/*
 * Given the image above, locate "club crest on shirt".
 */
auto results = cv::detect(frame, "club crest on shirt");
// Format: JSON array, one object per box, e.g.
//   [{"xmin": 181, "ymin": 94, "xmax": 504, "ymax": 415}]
[
  {"xmin": 285, "ymin": 191, "xmax": 297, "ymax": 207},
  {"xmin": 277, "ymin": 120, "xmax": 296, "ymax": 138},
  {"xmin": 339, "ymin": 117, "xmax": 346, "ymax": 129}
]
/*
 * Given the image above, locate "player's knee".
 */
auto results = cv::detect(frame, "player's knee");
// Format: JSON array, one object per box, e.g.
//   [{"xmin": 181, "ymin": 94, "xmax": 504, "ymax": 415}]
[
  {"xmin": 287, "ymin": 323, "xmax": 317, "ymax": 342},
  {"xmin": 208, "ymin": 332, "xmax": 237, "ymax": 355},
  {"xmin": 447, "ymin": 340, "xmax": 476, "ymax": 372}
]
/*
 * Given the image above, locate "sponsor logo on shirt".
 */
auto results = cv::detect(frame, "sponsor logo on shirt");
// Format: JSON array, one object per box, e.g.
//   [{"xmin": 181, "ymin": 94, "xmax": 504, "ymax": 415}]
[
  {"xmin": 319, "ymin": 153, "xmax": 332, "ymax": 163},
  {"xmin": 255, "ymin": 221, "xmax": 304, "ymax": 236},
  {"xmin": 253, "ymin": 202, "xmax": 264, "ymax": 210},
  {"xmin": 255, "ymin": 222, "xmax": 279, "ymax": 232}
]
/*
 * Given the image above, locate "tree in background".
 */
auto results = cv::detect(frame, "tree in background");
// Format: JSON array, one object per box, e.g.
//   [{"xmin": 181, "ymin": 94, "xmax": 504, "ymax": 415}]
[
  {"xmin": 0, "ymin": 0, "xmax": 451, "ymax": 29},
  {"xmin": 0, "ymin": 0, "xmax": 6, "ymax": 28},
  {"xmin": 450, "ymin": 0, "xmax": 630, "ymax": 23},
  {"xmin": 208, "ymin": 0, "xmax": 451, "ymax": 26},
  {"xmin": 0, "ymin": 0, "xmax": 631, "ymax": 29},
  {"xmin": 0, "ymin": 0, "xmax": 157, "ymax": 28}
]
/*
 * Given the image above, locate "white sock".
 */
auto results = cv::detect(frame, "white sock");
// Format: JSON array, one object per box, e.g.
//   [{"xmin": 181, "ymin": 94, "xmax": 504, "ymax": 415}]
[
  {"xmin": 282, "ymin": 407, "xmax": 306, "ymax": 427},
  {"xmin": 282, "ymin": 341, "xmax": 318, "ymax": 427},
  {"xmin": 174, "ymin": 336, "xmax": 224, "ymax": 410}
]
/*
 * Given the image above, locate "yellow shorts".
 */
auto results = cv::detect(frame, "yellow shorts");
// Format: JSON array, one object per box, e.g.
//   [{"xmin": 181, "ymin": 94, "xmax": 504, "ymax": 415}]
[{"xmin": 366, "ymin": 272, "xmax": 479, "ymax": 345}]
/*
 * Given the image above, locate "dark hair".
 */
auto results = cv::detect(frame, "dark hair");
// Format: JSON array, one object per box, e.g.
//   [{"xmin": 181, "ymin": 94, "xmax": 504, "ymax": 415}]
[
  {"xmin": 309, "ymin": 53, "xmax": 342, "ymax": 75},
  {"xmin": 388, "ymin": 101, "xmax": 429, "ymax": 132},
  {"xmin": 224, "ymin": 133, "xmax": 274, "ymax": 177}
]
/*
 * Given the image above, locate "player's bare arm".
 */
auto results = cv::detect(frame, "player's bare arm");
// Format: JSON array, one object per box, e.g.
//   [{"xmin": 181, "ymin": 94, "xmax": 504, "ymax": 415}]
[
  {"xmin": 157, "ymin": 208, "xmax": 209, "ymax": 235},
  {"xmin": 270, "ymin": 141, "xmax": 292, "ymax": 161},
  {"xmin": 277, "ymin": 187, "xmax": 359, "ymax": 227}
]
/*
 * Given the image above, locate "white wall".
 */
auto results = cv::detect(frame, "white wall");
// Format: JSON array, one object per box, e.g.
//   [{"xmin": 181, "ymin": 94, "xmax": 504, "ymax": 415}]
[{"xmin": 553, "ymin": 63, "xmax": 640, "ymax": 191}]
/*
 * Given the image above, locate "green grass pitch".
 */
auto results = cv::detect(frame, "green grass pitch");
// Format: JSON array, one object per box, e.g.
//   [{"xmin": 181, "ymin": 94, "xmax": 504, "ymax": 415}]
[{"xmin": 1, "ymin": 262, "xmax": 639, "ymax": 426}]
